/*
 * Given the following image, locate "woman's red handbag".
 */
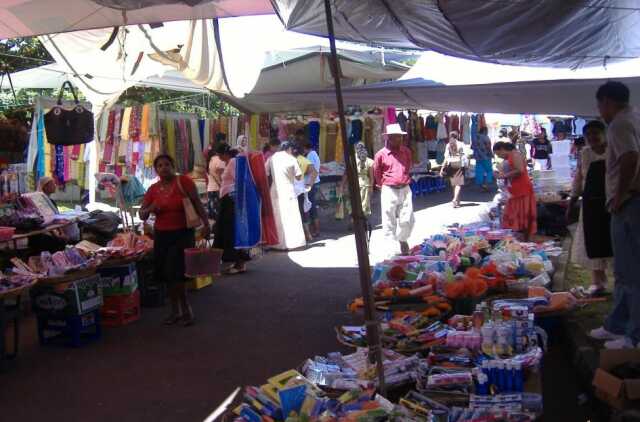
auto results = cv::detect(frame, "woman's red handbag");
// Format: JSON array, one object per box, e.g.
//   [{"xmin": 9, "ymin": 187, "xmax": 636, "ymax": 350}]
[{"xmin": 184, "ymin": 239, "xmax": 222, "ymax": 277}]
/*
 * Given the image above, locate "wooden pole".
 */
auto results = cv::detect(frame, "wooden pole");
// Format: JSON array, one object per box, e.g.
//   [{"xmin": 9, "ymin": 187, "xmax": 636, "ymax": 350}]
[{"xmin": 322, "ymin": 0, "xmax": 386, "ymax": 393}]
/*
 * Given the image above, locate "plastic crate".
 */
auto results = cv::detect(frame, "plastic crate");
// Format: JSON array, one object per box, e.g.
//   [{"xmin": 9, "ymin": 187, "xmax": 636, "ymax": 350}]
[
  {"xmin": 36, "ymin": 309, "xmax": 101, "ymax": 347},
  {"xmin": 188, "ymin": 275, "xmax": 213, "ymax": 290},
  {"xmin": 136, "ymin": 257, "xmax": 166, "ymax": 307},
  {"xmin": 101, "ymin": 290, "xmax": 140, "ymax": 327},
  {"xmin": 31, "ymin": 274, "xmax": 103, "ymax": 316}
]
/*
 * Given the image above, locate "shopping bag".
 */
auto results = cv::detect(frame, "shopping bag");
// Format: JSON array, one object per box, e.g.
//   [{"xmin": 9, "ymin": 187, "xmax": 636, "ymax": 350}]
[
  {"xmin": 184, "ymin": 239, "xmax": 222, "ymax": 277},
  {"xmin": 175, "ymin": 175, "xmax": 201, "ymax": 228}
]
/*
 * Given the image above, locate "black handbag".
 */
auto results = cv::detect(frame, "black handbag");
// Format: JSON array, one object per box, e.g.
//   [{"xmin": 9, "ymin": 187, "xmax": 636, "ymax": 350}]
[{"xmin": 44, "ymin": 81, "xmax": 94, "ymax": 145}]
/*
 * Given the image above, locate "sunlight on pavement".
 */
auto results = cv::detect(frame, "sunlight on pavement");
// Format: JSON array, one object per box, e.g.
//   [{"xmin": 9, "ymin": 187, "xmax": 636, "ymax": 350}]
[{"xmin": 287, "ymin": 199, "xmax": 493, "ymax": 269}]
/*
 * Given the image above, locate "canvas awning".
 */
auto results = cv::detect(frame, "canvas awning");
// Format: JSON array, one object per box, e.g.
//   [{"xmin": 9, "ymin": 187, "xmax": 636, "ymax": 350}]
[
  {"xmin": 0, "ymin": 0, "xmax": 272, "ymax": 39},
  {"xmin": 271, "ymin": 0, "xmax": 640, "ymax": 68},
  {"xmin": 6, "ymin": 44, "xmax": 414, "ymax": 113},
  {"xmin": 236, "ymin": 76, "xmax": 640, "ymax": 116}
]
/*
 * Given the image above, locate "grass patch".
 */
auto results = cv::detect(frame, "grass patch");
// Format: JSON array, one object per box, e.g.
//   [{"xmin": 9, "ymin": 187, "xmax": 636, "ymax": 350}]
[{"xmin": 565, "ymin": 262, "xmax": 613, "ymax": 332}]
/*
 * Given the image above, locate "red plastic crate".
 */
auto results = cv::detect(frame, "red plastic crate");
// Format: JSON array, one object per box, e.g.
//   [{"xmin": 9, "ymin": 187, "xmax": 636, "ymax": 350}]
[{"xmin": 100, "ymin": 290, "xmax": 141, "ymax": 327}]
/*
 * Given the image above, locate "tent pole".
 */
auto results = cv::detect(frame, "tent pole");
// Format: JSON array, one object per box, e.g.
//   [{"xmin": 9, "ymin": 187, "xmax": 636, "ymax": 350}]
[{"xmin": 323, "ymin": 0, "xmax": 386, "ymax": 394}]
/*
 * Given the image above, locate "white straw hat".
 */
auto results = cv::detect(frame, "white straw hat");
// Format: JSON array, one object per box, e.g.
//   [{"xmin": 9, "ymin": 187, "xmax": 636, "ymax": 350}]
[{"xmin": 384, "ymin": 123, "xmax": 407, "ymax": 135}]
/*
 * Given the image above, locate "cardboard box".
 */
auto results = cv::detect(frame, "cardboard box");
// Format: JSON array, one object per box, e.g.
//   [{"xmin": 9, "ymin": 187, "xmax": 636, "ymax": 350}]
[
  {"xmin": 31, "ymin": 275, "xmax": 103, "ymax": 316},
  {"xmin": 593, "ymin": 349, "xmax": 640, "ymax": 410}
]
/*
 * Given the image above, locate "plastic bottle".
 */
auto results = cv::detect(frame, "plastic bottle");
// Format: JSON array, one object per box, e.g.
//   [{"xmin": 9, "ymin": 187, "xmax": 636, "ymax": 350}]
[
  {"xmin": 514, "ymin": 362, "xmax": 524, "ymax": 392},
  {"xmin": 496, "ymin": 360, "xmax": 505, "ymax": 392},
  {"xmin": 472, "ymin": 305, "xmax": 485, "ymax": 330},
  {"xmin": 481, "ymin": 323, "xmax": 495, "ymax": 355},
  {"xmin": 505, "ymin": 361, "xmax": 514, "ymax": 392}
]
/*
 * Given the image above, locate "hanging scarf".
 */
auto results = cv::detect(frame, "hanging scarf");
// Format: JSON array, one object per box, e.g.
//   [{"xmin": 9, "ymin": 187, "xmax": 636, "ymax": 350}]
[
  {"xmin": 166, "ymin": 118, "xmax": 176, "ymax": 161},
  {"xmin": 250, "ymin": 115, "xmax": 259, "ymax": 152},
  {"xmin": 335, "ymin": 122, "xmax": 344, "ymax": 163},
  {"xmin": 248, "ymin": 152, "xmax": 278, "ymax": 246},
  {"xmin": 128, "ymin": 106, "xmax": 141, "ymax": 142},
  {"xmin": 54, "ymin": 145, "xmax": 65, "ymax": 184},
  {"xmin": 234, "ymin": 155, "xmax": 262, "ymax": 248},
  {"xmin": 140, "ymin": 104, "xmax": 151, "ymax": 140},
  {"xmin": 36, "ymin": 110, "xmax": 46, "ymax": 180},
  {"xmin": 120, "ymin": 107, "xmax": 132, "ymax": 141}
]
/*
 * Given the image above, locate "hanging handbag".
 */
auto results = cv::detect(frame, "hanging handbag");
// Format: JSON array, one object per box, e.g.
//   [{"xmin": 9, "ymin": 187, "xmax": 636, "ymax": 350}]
[
  {"xmin": 44, "ymin": 81, "xmax": 94, "ymax": 145},
  {"xmin": 175, "ymin": 175, "xmax": 201, "ymax": 229}
]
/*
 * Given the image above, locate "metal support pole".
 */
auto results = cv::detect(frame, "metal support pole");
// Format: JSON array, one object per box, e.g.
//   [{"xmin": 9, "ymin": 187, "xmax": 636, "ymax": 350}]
[{"xmin": 323, "ymin": 0, "xmax": 386, "ymax": 394}]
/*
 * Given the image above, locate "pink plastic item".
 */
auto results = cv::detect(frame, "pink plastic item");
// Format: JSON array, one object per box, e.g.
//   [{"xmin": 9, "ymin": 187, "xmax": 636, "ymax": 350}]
[
  {"xmin": 0, "ymin": 227, "xmax": 15, "ymax": 241},
  {"xmin": 184, "ymin": 247, "xmax": 223, "ymax": 277}
]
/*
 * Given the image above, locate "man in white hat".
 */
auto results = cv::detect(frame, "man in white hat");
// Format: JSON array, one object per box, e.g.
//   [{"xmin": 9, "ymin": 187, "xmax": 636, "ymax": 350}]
[{"xmin": 373, "ymin": 123, "xmax": 415, "ymax": 255}]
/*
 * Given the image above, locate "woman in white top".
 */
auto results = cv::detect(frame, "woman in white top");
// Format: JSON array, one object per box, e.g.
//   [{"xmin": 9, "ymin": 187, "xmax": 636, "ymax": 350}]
[
  {"xmin": 206, "ymin": 143, "xmax": 230, "ymax": 223},
  {"xmin": 440, "ymin": 132, "xmax": 467, "ymax": 208}
]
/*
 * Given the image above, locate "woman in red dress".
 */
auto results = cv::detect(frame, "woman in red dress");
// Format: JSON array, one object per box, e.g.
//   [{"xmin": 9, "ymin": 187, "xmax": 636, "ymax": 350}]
[
  {"xmin": 140, "ymin": 155, "xmax": 210, "ymax": 326},
  {"xmin": 493, "ymin": 141, "xmax": 537, "ymax": 240}
]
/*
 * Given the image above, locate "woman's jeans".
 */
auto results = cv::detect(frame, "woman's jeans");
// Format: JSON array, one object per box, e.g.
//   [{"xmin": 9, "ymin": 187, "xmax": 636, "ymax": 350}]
[{"xmin": 604, "ymin": 196, "xmax": 640, "ymax": 344}]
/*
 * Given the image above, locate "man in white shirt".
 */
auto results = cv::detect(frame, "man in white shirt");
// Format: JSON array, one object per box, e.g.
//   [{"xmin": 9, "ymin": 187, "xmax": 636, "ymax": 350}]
[
  {"xmin": 589, "ymin": 81, "xmax": 640, "ymax": 349},
  {"xmin": 304, "ymin": 142, "xmax": 322, "ymax": 237}
]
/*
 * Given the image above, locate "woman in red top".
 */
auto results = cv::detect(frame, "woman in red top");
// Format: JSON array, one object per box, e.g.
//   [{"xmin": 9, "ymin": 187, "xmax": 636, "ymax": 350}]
[
  {"xmin": 493, "ymin": 142, "xmax": 537, "ymax": 241},
  {"xmin": 140, "ymin": 155, "xmax": 209, "ymax": 326}
]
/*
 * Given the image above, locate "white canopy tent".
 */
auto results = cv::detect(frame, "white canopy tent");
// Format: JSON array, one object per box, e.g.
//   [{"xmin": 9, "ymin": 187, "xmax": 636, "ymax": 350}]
[
  {"xmin": 6, "ymin": 62, "xmax": 209, "ymax": 93},
  {"xmin": 5, "ymin": 44, "xmax": 414, "ymax": 113},
  {"xmin": 0, "ymin": 0, "xmax": 273, "ymax": 39},
  {"xmin": 236, "ymin": 76, "xmax": 640, "ymax": 116}
]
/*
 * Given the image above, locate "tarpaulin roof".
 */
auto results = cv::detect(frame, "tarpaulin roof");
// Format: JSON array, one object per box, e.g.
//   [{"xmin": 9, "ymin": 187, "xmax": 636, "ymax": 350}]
[
  {"xmin": 271, "ymin": 0, "xmax": 640, "ymax": 68},
  {"xmin": 0, "ymin": 0, "xmax": 272, "ymax": 39},
  {"xmin": 234, "ymin": 76, "xmax": 640, "ymax": 116}
]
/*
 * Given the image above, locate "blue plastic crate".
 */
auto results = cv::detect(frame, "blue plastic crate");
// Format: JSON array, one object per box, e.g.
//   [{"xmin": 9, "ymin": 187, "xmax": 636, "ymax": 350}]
[{"xmin": 36, "ymin": 309, "xmax": 102, "ymax": 348}]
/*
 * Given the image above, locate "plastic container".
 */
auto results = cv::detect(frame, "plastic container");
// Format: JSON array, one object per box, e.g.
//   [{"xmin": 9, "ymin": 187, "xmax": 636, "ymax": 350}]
[{"xmin": 0, "ymin": 226, "xmax": 15, "ymax": 241}]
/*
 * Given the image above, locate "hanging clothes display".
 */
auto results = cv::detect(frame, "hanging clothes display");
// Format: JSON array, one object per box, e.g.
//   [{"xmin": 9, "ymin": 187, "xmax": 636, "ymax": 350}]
[
  {"xmin": 335, "ymin": 121, "xmax": 344, "ymax": 163},
  {"xmin": 436, "ymin": 113, "xmax": 448, "ymax": 140},
  {"xmin": 308, "ymin": 120, "xmax": 320, "ymax": 151},
  {"xmin": 349, "ymin": 118, "xmax": 363, "ymax": 146},
  {"xmin": 234, "ymin": 155, "xmax": 262, "ymax": 248},
  {"xmin": 461, "ymin": 114, "xmax": 472, "ymax": 144},
  {"xmin": 325, "ymin": 121, "xmax": 338, "ymax": 163}
]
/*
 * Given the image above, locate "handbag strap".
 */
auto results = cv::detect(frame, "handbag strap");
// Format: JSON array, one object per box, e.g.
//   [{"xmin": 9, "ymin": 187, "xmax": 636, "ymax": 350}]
[
  {"xmin": 175, "ymin": 175, "xmax": 197, "ymax": 207},
  {"xmin": 57, "ymin": 80, "xmax": 80, "ymax": 106}
]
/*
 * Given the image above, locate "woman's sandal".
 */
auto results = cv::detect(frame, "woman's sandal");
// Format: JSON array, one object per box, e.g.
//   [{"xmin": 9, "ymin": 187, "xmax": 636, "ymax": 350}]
[{"xmin": 163, "ymin": 314, "xmax": 183, "ymax": 325}]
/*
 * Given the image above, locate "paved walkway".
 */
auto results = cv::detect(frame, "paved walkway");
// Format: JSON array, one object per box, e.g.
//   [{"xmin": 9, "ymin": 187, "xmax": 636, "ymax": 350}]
[{"xmin": 1, "ymin": 186, "xmax": 588, "ymax": 421}]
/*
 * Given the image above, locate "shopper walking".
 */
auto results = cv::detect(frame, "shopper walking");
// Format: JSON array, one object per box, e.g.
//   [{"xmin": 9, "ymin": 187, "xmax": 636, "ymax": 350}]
[
  {"xmin": 472, "ymin": 127, "xmax": 494, "ymax": 191},
  {"xmin": 531, "ymin": 128, "xmax": 553, "ymax": 170},
  {"xmin": 293, "ymin": 146, "xmax": 317, "ymax": 241},
  {"xmin": 374, "ymin": 123, "xmax": 414, "ymax": 255},
  {"xmin": 338, "ymin": 142, "xmax": 375, "ymax": 233},
  {"xmin": 568, "ymin": 120, "xmax": 612, "ymax": 297},
  {"xmin": 493, "ymin": 142, "xmax": 537, "ymax": 241},
  {"xmin": 589, "ymin": 81, "xmax": 640, "ymax": 349},
  {"xmin": 303, "ymin": 142, "xmax": 322, "ymax": 237},
  {"xmin": 214, "ymin": 152, "xmax": 252, "ymax": 274},
  {"xmin": 268, "ymin": 142, "xmax": 306, "ymax": 250},
  {"xmin": 206, "ymin": 143, "xmax": 231, "ymax": 223},
  {"xmin": 441, "ymin": 132, "xmax": 467, "ymax": 208},
  {"xmin": 140, "ymin": 155, "xmax": 209, "ymax": 326}
]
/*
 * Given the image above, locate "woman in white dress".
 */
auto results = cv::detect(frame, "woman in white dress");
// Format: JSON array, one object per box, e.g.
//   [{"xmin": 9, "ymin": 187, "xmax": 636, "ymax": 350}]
[
  {"xmin": 267, "ymin": 142, "xmax": 306, "ymax": 250},
  {"xmin": 569, "ymin": 121, "xmax": 611, "ymax": 296}
]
